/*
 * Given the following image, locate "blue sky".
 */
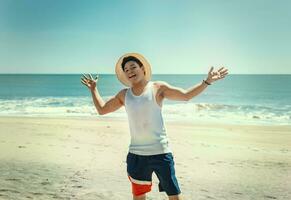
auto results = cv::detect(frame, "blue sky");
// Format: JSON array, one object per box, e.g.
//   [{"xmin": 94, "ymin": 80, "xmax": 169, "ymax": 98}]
[{"xmin": 0, "ymin": 0, "xmax": 290, "ymax": 74}]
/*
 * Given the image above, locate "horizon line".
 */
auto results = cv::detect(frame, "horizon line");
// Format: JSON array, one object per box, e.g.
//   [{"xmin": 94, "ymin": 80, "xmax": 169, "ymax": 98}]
[{"xmin": 0, "ymin": 73, "xmax": 291, "ymax": 75}]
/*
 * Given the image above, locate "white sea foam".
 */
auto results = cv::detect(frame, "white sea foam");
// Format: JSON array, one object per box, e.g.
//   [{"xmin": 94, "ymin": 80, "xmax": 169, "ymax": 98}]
[{"xmin": 0, "ymin": 97, "xmax": 290, "ymax": 125}]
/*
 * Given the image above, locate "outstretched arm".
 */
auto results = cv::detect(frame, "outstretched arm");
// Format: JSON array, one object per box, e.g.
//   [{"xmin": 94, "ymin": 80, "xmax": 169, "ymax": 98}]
[
  {"xmin": 159, "ymin": 66, "xmax": 228, "ymax": 101},
  {"xmin": 81, "ymin": 74, "xmax": 124, "ymax": 115}
]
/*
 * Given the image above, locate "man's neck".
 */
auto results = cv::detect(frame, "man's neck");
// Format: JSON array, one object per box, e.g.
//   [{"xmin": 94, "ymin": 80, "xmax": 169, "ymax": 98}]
[{"xmin": 131, "ymin": 79, "xmax": 149, "ymax": 90}]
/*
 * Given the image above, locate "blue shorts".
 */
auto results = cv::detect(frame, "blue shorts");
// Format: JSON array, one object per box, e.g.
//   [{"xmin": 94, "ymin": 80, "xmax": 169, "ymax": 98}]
[{"xmin": 126, "ymin": 152, "xmax": 181, "ymax": 196}]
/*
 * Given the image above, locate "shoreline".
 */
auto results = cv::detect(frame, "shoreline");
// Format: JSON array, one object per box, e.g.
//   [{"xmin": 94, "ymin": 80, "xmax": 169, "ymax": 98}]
[{"xmin": 1, "ymin": 115, "xmax": 290, "ymax": 127}]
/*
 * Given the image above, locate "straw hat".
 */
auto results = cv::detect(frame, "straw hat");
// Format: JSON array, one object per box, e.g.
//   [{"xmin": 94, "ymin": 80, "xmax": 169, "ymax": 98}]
[{"xmin": 115, "ymin": 53, "xmax": 152, "ymax": 87}]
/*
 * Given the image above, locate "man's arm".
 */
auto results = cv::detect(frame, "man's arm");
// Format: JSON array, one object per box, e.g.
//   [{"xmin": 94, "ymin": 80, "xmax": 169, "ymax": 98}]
[
  {"xmin": 81, "ymin": 74, "xmax": 125, "ymax": 115},
  {"xmin": 158, "ymin": 81, "xmax": 209, "ymax": 101},
  {"xmin": 90, "ymin": 89, "xmax": 125, "ymax": 115},
  {"xmin": 159, "ymin": 66, "xmax": 228, "ymax": 101}
]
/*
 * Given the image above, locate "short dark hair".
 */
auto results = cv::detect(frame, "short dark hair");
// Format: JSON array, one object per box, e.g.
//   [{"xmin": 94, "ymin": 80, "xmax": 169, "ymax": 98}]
[{"xmin": 121, "ymin": 56, "xmax": 143, "ymax": 71}]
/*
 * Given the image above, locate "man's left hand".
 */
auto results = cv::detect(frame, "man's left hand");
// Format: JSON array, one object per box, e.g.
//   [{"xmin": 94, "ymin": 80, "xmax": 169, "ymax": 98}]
[{"xmin": 206, "ymin": 66, "xmax": 228, "ymax": 83}]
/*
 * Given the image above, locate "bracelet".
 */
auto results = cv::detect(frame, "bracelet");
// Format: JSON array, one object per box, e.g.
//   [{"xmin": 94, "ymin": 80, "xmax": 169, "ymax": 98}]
[{"xmin": 203, "ymin": 79, "xmax": 211, "ymax": 85}]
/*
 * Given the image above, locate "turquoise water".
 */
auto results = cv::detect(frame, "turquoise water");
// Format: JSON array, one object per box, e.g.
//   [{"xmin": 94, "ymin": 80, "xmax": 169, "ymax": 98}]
[{"xmin": 0, "ymin": 74, "xmax": 290, "ymax": 125}]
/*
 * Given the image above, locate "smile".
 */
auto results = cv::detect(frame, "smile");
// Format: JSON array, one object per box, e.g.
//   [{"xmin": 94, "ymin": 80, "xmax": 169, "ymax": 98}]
[{"xmin": 129, "ymin": 74, "xmax": 136, "ymax": 79}]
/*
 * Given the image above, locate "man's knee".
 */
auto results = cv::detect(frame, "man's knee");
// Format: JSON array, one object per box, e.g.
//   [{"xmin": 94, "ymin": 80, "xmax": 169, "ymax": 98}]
[{"xmin": 133, "ymin": 194, "xmax": 146, "ymax": 200}]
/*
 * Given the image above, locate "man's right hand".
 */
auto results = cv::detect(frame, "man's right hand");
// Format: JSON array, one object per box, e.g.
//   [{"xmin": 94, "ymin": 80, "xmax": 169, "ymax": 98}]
[{"xmin": 81, "ymin": 74, "xmax": 99, "ymax": 91}]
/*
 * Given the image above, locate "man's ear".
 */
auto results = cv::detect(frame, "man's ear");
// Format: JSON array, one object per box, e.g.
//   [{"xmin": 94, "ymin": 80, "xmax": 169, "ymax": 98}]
[{"xmin": 141, "ymin": 66, "xmax": 145, "ymax": 75}]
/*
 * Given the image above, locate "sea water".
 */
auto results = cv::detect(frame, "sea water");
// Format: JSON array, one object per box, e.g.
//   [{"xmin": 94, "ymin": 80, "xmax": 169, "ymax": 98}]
[{"xmin": 0, "ymin": 74, "xmax": 290, "ymax": 125}]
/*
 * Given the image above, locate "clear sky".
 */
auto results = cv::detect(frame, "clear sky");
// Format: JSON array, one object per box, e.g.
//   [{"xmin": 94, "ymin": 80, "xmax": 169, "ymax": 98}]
[{"xmin": 0, "ymin": 0, "xmax": 290, "ymax": 74}]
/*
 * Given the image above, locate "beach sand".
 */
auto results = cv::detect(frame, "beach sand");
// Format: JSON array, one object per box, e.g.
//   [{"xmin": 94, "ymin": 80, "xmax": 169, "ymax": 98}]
[{"xmin": 0, "ymin": 116, "xmax": 290, "ymax": 200}]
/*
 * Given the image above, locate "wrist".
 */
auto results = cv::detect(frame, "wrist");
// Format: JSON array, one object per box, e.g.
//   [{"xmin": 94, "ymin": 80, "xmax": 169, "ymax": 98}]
[
  {"xmin": 203, "ymin": 79, "xmax": 211, "ymax": 86},
  {"xmin": 90, "ymin": 88, "xmax": 96, "ymax": 93},
  {"xmin": 206, "ymin": 77, "xmax": 213, "ymax": 83}
]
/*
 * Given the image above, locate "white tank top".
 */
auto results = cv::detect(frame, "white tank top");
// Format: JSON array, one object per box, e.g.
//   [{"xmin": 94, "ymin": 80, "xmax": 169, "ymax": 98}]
[{"xmin": 124, "ymin": 81, "xmax": 171, "ymax": 155}]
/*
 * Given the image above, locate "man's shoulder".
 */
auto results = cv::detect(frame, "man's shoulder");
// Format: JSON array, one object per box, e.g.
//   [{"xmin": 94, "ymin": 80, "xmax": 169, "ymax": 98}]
[
  {"xmin": 117, "ymin": 88, "xmax": 127, "ymax": 96},
  {"xmin": 115, "ymin": 88, "xmax": 127, "ymax": 105},
  {"xmin": 151, "ymin": 81, "xmax": 170, "ymax": 94},
  {"xmin": 152, "ymin": 81, "xmax": 169, "ymax": 87}
]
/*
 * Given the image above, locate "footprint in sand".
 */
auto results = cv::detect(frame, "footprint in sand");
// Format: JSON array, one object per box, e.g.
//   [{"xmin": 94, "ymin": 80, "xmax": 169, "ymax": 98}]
[
  {"xmin": 40, "ymin": 179, "xmax": 51, "ymax": 185},
  {"xmin": 234, "ymin": 192, "xmax": 243, "ymax": 195},
  {"xmin": 200, "ymin": 189, "xmax": 209, "ymax": 192},
  {"xmin": 30, "ymin": 192, "xmax": 43, "ymax": 196},
  {"xmin": 204, "ymin": 195, "xmax": 215, "ymax": 199},
  {"xmin": 18, "ymin": 145, "xmax": 26, "ymax": 148},
  {"xmin": 0, "ymin": 189, "xmax": 20, "ymax": 194},
  {"xmin": 40, "ymin": 182, "xmax": 50, "ymax": 185},
  {"xmin": 72, "ymin": 185, "xmax": 82, "ymax": 188},
  {"xmin": 5, "ymin": 178, "xmax": 21, "ymax": 182},
  {"xmin": 280, "ymin": 148, "xmax": 289, "ymax": 153},
  {"xmin": 264, "ymin": 195, "xmax": 277, "ymax": 199}
]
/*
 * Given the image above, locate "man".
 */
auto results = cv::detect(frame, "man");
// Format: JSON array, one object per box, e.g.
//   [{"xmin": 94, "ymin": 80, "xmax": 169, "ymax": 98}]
[{"xmin": 81, "ymin": 52, "xmax": 228, "ymax": 200}]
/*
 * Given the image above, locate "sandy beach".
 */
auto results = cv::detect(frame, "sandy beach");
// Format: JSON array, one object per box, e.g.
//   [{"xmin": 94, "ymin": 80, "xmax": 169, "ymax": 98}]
[{"xmin": 0, "ymin": 116, "xmax": 290, "ymax": 200}]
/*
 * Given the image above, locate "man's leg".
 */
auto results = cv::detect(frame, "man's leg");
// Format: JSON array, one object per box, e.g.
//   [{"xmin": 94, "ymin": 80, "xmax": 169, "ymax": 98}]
[
  {"xmin": 126, "ymin": 153, "xmax": 153, "ymax": 200},
  {"xmin": 133, "ymin": 194, "xmax": 146, "ymax": 200},
  {"xmin": 150, "ymin": 153, "xmax": 182, "ymax": 197},
  {"xmin": 129, "ymin": 177, "xmax": 152, "ymax": 198},
  {"xmin": 168, "ymin": 194, "xmax": 182, "ymax": 200}
]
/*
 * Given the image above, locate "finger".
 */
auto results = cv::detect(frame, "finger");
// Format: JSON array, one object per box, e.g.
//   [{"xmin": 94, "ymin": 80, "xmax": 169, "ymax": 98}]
[
  {"xmin": 81, "ymin": 79, "xmax": 87, "ymax": 85},
  {"xmin": 81, "ymin": 77, "xmax": 87, "ymax": 82},
  {"xmin": 219, "ymin": 73, "xmax": 228, "ymax": 79},
  {"xmin": 82, "ymin": 73, "xmax": 89, "ymax": 79},
  {"xmin": 209, "ymin": 66, "xmax": 214, "ymax": 74},
  {"xmin": 81, "ymin": 77, "xmax": 89, "ymax": 84},
  {"xmin": 220, "ymin": 68, "xmax": 228, "ymax": 74},
  {"xmin": 82, "ymin": 74, "xmax": 89, "ymax": 80},
  {"xmin": 220, "ymin": 71, "xmax": 228, "ymax": 76},
  {"xmin": 95, "ymin": 74, "xmax": 99, "ymax": 80},
  {"xmin": 89, "ymin": 74, "xmax": 93, "ymax": 80},
  {"xmin": 220, "ymin": 69, "xmax": 228, "ymax": 75},
  {"xmin": 81, "ymin": 80, "xmax": 88, "ymax": 86},
  {"xmin": 218, "ymin": 67, "xmax": 224, "ymax": 72},
  {"xmin": 82, "ymin": 75, "xmax": 93, "ymax": 83},
  {"xmin": 222, "ymin": 72, "xmax": 228, "ymax": 77},
  {"xmin": 87, "ymin": 78, "xmax": 94, "ymax": 83},
  {"xmin": 87, "ymin": 74, "xmax": 93, "ymax": 80}
]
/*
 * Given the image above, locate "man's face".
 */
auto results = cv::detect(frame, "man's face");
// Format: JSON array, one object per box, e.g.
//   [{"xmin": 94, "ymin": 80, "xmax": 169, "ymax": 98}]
[{"xmin": 123, "ymin": 61, "xmax": 145, "ymax": 84}]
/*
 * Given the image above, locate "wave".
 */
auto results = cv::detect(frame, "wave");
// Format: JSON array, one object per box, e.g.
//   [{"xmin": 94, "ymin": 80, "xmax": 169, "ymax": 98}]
[{"xmin": 0, "ymin": 97, "xmax": 290, "ymax": 125}]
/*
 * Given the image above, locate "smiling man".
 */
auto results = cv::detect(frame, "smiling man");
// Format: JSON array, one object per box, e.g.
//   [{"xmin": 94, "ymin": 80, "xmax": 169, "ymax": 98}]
[{"xmin": 81, "ymin": 52, "xmax": 228, "ymax": 200}]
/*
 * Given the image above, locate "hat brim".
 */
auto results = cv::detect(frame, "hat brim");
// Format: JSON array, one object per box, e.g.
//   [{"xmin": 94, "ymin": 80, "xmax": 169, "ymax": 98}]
[{"xmin": 115, "ymin": 53, "xmax": 152, "ymax": 87}]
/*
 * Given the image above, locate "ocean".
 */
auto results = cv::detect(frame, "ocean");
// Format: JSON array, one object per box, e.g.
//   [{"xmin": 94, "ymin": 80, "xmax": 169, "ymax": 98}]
[{"xmin": 0, "ymin": 74, "xmax": 290, "ymax": 125}]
